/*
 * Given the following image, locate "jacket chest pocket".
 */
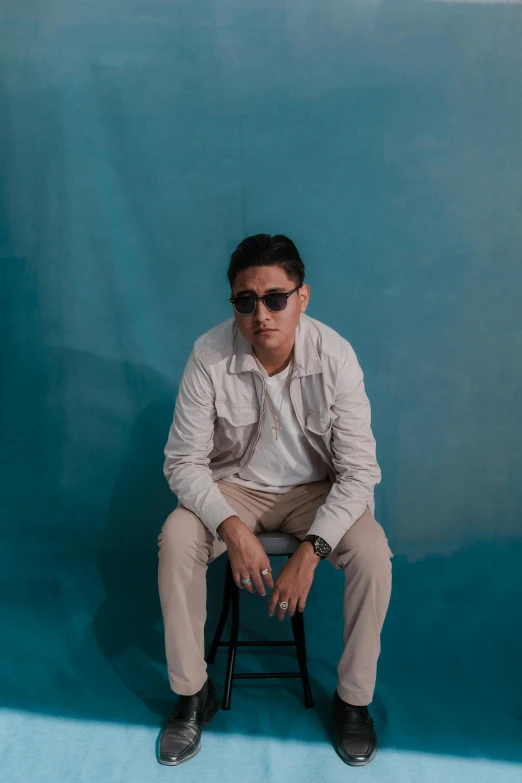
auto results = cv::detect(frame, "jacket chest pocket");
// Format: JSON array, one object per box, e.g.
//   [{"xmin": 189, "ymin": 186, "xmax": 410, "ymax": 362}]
[
  {"xmin": 214, "ymin": 400, "xmax": 260, "ymax": 453},
  {"xmin": 304, "ymin": 411, "xmax": 333, "ymax": 453},
  {"xmin": 304, "ymin": 411, "xmax": 332, "ymax": 435}
]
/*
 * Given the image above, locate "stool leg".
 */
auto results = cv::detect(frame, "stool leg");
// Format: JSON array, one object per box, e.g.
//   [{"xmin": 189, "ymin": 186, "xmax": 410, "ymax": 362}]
[
  {"xmin": 206, "ymin": 562, "xmax": 233, "ymax": 664},
  {"xmin": 222, "ymin": 562, "xmax": 239, "ymax": 710},
  {"xmin": 291, "ymin": 610, "xmax": 314, "ymax": 709}
]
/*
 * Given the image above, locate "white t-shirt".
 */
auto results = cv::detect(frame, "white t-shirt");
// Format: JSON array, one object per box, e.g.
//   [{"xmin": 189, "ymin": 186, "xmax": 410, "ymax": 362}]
[{"xmin": 222, "ymin": 361, "xmax": 329, "ymax": 493}]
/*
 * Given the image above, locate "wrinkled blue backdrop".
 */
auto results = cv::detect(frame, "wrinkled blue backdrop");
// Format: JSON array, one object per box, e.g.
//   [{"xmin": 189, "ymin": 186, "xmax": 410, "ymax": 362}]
[{"xmin": 1, "ymin": 1, "xmax": 521, "ymax": 780}]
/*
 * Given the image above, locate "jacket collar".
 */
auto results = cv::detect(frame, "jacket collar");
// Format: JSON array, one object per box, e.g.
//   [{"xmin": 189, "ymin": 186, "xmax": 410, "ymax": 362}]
[{"xmin": 229, "ymin": 315, "xmax": 323, "ymax": 378}]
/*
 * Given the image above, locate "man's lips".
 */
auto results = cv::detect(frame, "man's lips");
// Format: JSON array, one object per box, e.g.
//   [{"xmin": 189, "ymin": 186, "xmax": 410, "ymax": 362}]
[{"xmin": 255, "ymin": 329, "xmax": 275, "ymax": 334}]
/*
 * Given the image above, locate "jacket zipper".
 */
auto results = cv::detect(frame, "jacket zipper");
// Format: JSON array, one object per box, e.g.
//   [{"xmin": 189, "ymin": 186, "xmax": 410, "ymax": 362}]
[{"xmin": 240, "ymin": 369, "xmax": 267, "ymax": 470}]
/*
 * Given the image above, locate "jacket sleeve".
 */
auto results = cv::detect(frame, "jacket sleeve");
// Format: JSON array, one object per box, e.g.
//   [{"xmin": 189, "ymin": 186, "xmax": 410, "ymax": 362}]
[
  {"xmin": 163, "ymin": 347, "xmax": 238, "ymax": 541},
  {"xmin": 305, "ymin": 345, "xmax": 382, "ymax": 551}
]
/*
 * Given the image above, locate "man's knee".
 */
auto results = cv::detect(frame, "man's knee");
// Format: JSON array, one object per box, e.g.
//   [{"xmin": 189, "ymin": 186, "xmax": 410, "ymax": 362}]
[
  {"xmin": 333, "ymin": 509, "xmax": 393, "ymax": 574},
  {"xmin": 158, "ymin": 505, "xmax": 210, "ymax": 562}
]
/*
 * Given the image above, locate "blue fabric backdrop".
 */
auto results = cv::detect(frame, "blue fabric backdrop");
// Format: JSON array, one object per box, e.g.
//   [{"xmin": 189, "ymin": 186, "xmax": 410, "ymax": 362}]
[{"xmin": 1, "ymin": 1, "xmax": 521, "ymax": 781}]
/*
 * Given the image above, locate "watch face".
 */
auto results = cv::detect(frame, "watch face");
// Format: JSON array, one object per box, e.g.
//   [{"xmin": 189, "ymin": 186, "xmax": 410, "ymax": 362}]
[
  {"xmin": 307, "ymin": 536, "xmax": 331, "ymax": 558},
  {"xmin": 316, "ymin": 537, "xmax": 332, "ymax": 557}
]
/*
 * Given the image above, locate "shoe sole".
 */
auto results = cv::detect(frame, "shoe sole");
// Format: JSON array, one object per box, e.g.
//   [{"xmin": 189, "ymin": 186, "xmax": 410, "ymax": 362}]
[{"xmin": 156, "ymin": 696, "xmax": 219, "ymax": 767}]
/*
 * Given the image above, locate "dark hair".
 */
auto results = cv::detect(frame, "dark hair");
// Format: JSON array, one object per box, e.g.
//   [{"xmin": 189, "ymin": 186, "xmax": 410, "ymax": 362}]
[{"xmin": 227, "ymin": 234, "xmax": 305, "ymax": 291}]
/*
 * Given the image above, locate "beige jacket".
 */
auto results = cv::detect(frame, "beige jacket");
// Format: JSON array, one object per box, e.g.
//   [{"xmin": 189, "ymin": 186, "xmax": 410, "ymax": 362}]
[{"xmin": 163, "ymin": 312, "xmax": 381, "ymax": 550}]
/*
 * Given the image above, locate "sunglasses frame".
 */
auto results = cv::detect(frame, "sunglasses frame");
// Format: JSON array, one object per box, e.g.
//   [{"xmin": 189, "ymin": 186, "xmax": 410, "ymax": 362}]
[{"xmin": 229, "ymin": 284, "xmax": 301, "ymax": 315}]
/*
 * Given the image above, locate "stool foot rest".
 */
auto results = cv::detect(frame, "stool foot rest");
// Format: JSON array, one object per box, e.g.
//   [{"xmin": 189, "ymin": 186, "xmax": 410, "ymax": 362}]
[
  {"xmin": 233, "ymin": 672, "xmax": 303, "ymax": 679},
  {"xmin": 217, "ymin": 640, "xmax": 295, "ymax": 647}
]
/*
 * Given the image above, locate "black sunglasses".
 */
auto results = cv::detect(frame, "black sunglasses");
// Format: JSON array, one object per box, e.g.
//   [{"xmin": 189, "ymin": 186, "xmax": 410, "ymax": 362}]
[{"xmin": 229, "ymin": 285, "xmax": 301, "ymax": 316}]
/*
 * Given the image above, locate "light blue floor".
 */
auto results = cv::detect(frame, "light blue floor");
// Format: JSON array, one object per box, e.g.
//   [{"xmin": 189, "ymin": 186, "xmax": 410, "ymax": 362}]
[
  {"xmin": 2, "ymin": 706, "xmax": 522, "ymax": 783},
  {"xmin": 1, "ymin": 540, "xmax": 521, "ymax": 782}
]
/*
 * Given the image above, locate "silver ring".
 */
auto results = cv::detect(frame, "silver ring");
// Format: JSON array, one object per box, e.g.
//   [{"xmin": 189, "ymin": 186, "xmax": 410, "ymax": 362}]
[
  {"xmin": 241, "ymin": 578, "xmax": 251, "ymax": 585},
  {"xmin": 261, "ymin": 568, "xmax": 271, "ymax": 575},
  {"xmin": 279, "ymin": 601, "xmax": 289, "ymax": 610}
]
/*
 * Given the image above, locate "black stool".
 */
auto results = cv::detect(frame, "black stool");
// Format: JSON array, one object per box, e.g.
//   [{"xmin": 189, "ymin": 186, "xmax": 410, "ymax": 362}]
[{"xmin": 206, "ymin": 532, "xmax": 314, "ymax": 711}]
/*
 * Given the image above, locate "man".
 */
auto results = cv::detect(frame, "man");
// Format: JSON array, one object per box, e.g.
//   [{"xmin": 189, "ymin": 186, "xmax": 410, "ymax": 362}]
[{"xmin": 157, "ymin": 233, "xmax": 393, "ymax": 767}]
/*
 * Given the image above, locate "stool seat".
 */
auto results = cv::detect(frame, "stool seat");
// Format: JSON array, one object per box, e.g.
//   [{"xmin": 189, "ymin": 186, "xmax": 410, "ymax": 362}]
[
  {"xmin": 256, "ymin": 532, "xmax": 302, "ymax": 556},
  {"xmin": 206, "ymin": 531, "xmax": 314, "ymax": 711}
]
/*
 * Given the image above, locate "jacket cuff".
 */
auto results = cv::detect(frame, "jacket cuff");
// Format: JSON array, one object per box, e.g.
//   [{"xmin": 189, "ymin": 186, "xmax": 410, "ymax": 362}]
[
  {"xmin": 305, "ymin": 517, "xmax": 352, "ymax": 553},
  {"xmin": 200, "ymin": 499, "xmax": 238, "ymax": 543}
]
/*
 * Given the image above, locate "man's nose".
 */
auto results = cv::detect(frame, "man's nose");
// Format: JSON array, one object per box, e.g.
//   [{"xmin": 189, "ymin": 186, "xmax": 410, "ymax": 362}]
[{"xmin": 253, "ymin": 298, "xmax": 272, "ymax": 315}]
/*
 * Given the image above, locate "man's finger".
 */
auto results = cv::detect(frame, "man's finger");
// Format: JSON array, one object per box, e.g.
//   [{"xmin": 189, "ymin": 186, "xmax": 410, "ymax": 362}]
[
  {"xmin": 240, "ymin": 572, "xmax": 255, "ymax": 593},
  {"xmin": 268, "ymin": 589, "xmax": 279, "ymax": 616},
  {"xmin": 251, "ymin": 571, "xmax": 266, "ymax": 596},
  {"xmin": 287, "ymin": 596, "xmax": 298, "ymax": 618},
  {"xmin": 277, "ymin": 595, "xmax": 290, "ymax": 621},
  {"xmin": 261, "ymin": 566, "xmax": 274, "ymax": 590}
]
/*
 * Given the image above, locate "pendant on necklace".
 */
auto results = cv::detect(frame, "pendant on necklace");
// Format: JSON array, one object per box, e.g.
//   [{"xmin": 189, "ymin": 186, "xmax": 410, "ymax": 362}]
[{"xmin": 272, "ymin": 422, "xmax": 282, "ymax": 440}]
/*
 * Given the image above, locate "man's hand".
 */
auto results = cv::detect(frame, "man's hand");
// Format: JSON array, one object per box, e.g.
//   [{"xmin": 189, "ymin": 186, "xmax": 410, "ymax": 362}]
[
  {"xmin": 268, "ymin": 542, "xmax": 321, "ymax": 620},
  {"xmin": 217, "ymin": 516, "xmax": 274, "ymax": 595}
]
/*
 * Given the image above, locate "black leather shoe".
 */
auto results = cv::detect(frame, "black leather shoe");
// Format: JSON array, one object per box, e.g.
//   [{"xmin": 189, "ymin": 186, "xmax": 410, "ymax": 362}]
[
  {"xmin": 157, "ymin": 678, "xmax": 219, "ymax": 766},
  {"xmin": 332, "ymin": 691, "xmax": 378, "ymax": 766}
]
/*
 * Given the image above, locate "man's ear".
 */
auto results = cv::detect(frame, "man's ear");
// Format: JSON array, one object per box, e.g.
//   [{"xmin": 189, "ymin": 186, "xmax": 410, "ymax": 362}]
[{"xmin": 300, "ymin": 284, "xmax": 310, "ymax": 311}]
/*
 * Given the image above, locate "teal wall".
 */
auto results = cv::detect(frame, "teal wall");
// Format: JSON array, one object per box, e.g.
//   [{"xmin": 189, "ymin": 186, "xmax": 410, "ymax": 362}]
[{"xmin": 1, "ymin": 0, "xmax": 521, "ymax": 759}]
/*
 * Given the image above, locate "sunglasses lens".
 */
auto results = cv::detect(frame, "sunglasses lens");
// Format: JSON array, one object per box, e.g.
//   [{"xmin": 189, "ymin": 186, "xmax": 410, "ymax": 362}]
[
  {"xmin": 264, "ymin": 294, "xmax": 288, "ymax": 312},
  {"xmin": 233, "ymin": 298, "xmax": 256, "ymax": 315}
]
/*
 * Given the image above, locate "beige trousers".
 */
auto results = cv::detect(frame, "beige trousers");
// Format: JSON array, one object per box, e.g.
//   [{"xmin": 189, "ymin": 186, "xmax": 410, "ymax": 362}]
[{"xmin": 157, "ymin": 477, "xmax": 393, "ymax": 706}]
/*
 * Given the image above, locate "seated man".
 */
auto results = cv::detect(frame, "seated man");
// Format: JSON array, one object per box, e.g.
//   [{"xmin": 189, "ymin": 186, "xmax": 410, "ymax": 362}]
[{"xmin": 157, "ymin": 233, "xmax": 393, "ymax": 767}]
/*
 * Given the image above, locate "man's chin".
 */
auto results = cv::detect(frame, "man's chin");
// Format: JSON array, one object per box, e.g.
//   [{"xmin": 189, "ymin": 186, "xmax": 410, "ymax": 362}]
[
  {"xmin": 253, "ymin": 332, "xmax": 278, "ymax": 343},
  {"xmin": 252, "ymin": 334, "xmax": 280, "ymax": 349}
]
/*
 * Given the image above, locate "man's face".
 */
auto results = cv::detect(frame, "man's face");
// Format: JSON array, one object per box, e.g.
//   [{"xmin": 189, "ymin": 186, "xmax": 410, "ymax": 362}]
[{"xmin": 231, "ymin": 266, "xmax": 310, "ymax": 353}]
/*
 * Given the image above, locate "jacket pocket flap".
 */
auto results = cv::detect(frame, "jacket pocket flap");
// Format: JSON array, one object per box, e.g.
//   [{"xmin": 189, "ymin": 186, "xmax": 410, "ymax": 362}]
[
  {"xmin": 215, "ymin": 400, "xmax": 259, "ymax": 427},
  {"xmin": 305, "ymin": 411, "xmax": 332, "ymax": 435}
]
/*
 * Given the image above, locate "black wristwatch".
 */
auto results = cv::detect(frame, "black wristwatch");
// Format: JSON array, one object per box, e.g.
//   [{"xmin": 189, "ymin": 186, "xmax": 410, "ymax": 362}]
[{"xmin": 303, "ymin": 534, "xmax": 332, "ymax": 560}]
